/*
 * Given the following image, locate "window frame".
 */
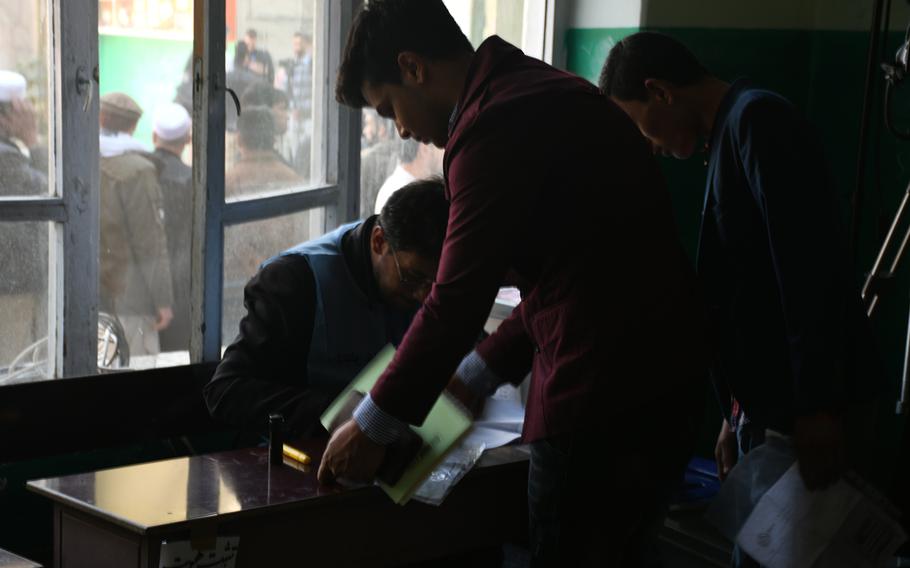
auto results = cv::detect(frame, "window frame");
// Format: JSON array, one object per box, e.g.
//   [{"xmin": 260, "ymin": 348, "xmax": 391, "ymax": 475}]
[
  {"xmin": 0, "ymin": 0, "xmax": 560, "ymax": 386},
  {"xmin": 0, "ymin": 0, "xmax": 361, "ymax": 383},
  {"xmin": 191, "ymin": 0, "xmax": 362, "ymax": 362}
]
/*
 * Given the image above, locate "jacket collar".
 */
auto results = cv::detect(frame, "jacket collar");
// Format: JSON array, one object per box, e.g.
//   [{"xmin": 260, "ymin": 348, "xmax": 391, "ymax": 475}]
[
  {"xmin": 447, "ymin": 35, "xmax": 522, "ymax": 140},
  {"xmin": 706, "ymin": 78, "xmax": 751, "ymax": 159},
  {"xmin": 343, "ymin": 215, "xmax": 381, "ymax": 305}
]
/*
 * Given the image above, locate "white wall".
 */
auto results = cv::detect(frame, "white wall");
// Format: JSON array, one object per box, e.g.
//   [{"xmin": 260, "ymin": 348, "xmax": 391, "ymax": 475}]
[{"xmin": 566, "ymin": 0, "xmax": 640, "ymax": 29}]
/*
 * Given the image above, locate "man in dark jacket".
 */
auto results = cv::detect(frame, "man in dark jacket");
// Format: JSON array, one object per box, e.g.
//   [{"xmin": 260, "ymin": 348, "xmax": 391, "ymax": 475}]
[
  {"xmin": 152, "ymin": 103, "xmax": 193, "ymax": 351},
  {"xmin": 99, "ymin": 92, "xmax": 174, "ymax": 359},
  {"xmin": 601, "ymin": 32, "xmax": 882, "ymax": 566},
  {"xmin": 319, "ymin": 1, "xmax": 709, "ymax": 564},
  {"xmin": 0, "ymin": 70, "xmax": 49, "ymax": 371},
  {"xmin": 204, "ymin": 179, "xmax": 449, "ymax": 440}
]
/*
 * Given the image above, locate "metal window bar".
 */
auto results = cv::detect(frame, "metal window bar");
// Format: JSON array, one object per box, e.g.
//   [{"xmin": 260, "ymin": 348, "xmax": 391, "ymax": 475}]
[
  {"xmin": 0, "ymin": 198, "xmax": 66, "ymax": 223},
  {"xmin": 191, "ymin": 0, "xmax": 226, "ymax": 362},
  {"xmin": 57, "ymin": 0, "xmax": 100, "ymax": 378}
]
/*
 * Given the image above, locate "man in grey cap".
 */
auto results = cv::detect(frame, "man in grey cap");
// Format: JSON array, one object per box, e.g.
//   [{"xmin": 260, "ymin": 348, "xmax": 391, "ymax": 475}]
[
  {"xmin": 0, "ymin": 70, "xmax": 49, "ymax": 371},
  {"xmin": 99, "ymin": 92, "xmax": 174, "ymax": 362},
  {"xmin": 152, "ymin": 103, "xmax": 192, "ymax": 351}
]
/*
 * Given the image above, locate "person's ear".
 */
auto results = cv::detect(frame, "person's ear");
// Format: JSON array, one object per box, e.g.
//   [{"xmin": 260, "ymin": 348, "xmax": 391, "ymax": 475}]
[
  {"xmin": 370, "ymin": 224, "xmax": 385, "ymax": 255},
  {"xmin": 644, "ymin": 78, "xmax": 674, "ymax": 104},
  {"xmin": 397, "ymin": 51, "xmax": 426, "ymax": 85}
]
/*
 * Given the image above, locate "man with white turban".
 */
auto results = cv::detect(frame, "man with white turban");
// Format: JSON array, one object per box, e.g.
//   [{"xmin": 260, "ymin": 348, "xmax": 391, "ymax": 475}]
[{"xmin": 152, "ymin": 103, "xmax": 192, "ymax": 351}]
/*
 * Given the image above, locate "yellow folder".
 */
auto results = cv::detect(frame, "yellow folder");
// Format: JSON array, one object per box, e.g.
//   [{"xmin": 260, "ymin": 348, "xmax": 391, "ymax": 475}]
[{"xmin": 320, "ymin": 345, "xmax": 472, "ymax": 505}]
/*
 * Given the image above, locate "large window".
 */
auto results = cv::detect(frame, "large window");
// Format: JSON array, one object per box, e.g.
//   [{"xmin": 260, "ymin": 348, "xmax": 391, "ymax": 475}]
[
  {"xmin": 0, "ymin": 0, "xmax": 358, "ymax": 383},
  {"xmin": 0, "ymin": 0, "xmax": 551, "ymax": 386}
]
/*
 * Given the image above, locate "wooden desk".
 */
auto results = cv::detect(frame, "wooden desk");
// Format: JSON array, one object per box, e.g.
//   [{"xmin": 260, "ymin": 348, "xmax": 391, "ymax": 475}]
[
  {"xmin": 0, "ymin": 548, "xmax": 41, "ymax": 568},
  {"xmin": 28, "ymin": 442, "xmax": 529, "ymax": 568}
]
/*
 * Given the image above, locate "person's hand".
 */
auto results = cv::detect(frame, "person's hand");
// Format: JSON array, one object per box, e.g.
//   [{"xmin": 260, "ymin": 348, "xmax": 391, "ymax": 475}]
[
  {"xmin": 795, "ymin": 412, "xmax": 845, "ymax": 491},
  {"xmin": 445, "ymin": 375, "xmax": 485, "ymax": 417},
  {"xmin": 317, "ymin": 419, "xmax": 386, "ymax": 485},
  {"xmin": 153, "ymin": 307, "xmax": 174, "ymax": 331},
  {"xmin": 0, "ymin": 98, "xmax": 38, "ymax": 148},
  {"xmin": 715, "ymin": 419, "xmax": 738, "ymax": 482}
]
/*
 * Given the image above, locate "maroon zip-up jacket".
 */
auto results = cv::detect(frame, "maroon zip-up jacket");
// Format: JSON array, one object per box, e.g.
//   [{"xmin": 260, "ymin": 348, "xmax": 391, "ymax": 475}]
[{"xmin": 370, "ymin": 36, "xmax": 707, "ymax": 442}]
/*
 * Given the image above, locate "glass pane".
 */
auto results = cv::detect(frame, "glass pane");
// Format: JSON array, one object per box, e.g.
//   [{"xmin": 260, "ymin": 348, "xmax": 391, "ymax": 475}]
[
  {"xmin": 443, "ymin": 0, "xmax": 526, "ymax": 49},
  {"xmin": 359, "ymin": 108, "xmax": 444, "ymax": 216},
  {"xmin": 222, "ymin": 208, "xmax": 325, "ymax": 347},
  {"xmin": 98, "ymin": 0, "xmax": 194, "ymax": 369},
  {"xmin": 0, "ymin": 0, "xmax": 51, "ymax": 196},
  {"xmin": 225, "ymin": 1, "xmax": 320, "ymax": 200},
  {"xmin": 0, "ymin": 221, "xmax": 50, "ymax": 385}
]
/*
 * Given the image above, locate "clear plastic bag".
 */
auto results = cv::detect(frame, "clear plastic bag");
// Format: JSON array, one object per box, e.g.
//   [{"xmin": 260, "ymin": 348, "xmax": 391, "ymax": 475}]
[
  {"xmin": 411, "ymin": 438, "xmax": 486, "ymax": 506},
  {"xmin": 705, "ymin": 431, "xmax": 796, "ymax": 541}
]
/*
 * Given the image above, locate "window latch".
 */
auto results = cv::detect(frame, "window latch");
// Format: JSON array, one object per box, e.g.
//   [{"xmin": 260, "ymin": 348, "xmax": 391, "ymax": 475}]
[{"xmin": 75, "ymin": 66, "xmax": 94, "ymax": 113}]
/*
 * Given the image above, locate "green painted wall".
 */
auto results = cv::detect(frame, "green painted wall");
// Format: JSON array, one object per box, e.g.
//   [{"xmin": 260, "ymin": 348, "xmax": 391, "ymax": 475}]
[
  {"xmin": 565, "ymin": 25, "xmax": 910, "ymax": 493},
  {"xmin": 98, "ymin": 34, "xmax": 193, "ymax": 146}
]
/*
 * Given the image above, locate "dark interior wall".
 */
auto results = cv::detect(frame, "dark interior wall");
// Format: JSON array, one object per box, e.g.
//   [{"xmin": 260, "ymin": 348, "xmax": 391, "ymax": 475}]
[
  {"xmin": 0, "ymin": 364, "xmax": 233, "ymax": 564},
  {"xmin": 564, "ymin": 0, "xmax": 910, "ymax": 512}
]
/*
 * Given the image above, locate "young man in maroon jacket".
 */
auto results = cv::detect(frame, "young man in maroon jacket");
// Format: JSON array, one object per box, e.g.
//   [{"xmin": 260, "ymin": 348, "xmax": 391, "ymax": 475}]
[{"xmin": 319, "ymin": 0, "xmax": 709, "ymax": 563}]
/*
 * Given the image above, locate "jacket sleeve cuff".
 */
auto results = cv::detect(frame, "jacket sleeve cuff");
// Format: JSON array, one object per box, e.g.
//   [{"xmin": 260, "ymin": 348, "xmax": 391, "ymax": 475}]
[
  {"xmin": 455, "ymin": 350, "xmax": 504, "ymax": 398},
  {"xmin": 353, "ymin": 393, "xmax": 410, "ymax": 445}
]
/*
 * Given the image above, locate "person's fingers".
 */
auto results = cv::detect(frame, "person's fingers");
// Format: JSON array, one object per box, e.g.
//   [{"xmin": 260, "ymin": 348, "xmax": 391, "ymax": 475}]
[
  {"xmin": 715, "ymin": 446, "xmax": 726, "ymax": 482},
  {"xmin": 317, "ymin": 455, "xmax": 334, "ymax": 484}
]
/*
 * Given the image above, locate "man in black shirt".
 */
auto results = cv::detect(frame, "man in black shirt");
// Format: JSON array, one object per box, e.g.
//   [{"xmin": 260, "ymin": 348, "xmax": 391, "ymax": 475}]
[
  {"xmin": 204, "ymin": 179, "xmax": 449, "ymax": 439},
  {"xmin": 152, "ymin": 103, "xmax": 193, "ymax": 352}
]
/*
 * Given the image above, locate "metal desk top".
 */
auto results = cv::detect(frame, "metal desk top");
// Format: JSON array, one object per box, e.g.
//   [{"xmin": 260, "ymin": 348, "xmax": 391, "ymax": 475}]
[{"xmin": 27, "ymin": 440, "xmax": 528, "ymax": 535}]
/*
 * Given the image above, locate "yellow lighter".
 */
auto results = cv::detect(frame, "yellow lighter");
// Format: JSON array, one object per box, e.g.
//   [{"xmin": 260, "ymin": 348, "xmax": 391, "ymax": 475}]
[{"xmin": 282, "ymin": 443, "xmax": 311, "ymax": 465}]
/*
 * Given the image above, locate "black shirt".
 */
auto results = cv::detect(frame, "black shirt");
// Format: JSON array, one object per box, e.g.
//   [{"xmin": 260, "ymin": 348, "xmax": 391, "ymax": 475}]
[
  {"xmin": 203, "ymin": 217, "xmax": 382, "ymax": 437},
  {"xmin": 154, "ymin": 147, "xmax": 192, "ymax": 350}
]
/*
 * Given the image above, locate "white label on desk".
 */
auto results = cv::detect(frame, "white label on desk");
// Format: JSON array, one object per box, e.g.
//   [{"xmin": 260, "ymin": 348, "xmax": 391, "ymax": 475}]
[{"xmin": 159, "ymin": 536, "xmax": 239, "ymax": 568}]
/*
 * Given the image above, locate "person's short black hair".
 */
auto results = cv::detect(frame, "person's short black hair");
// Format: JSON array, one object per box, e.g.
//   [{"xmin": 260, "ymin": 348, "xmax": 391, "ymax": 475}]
[
  {"xmin": 336, "ymin": 0, "xmax": 473, "ymax": 108},
  {"xmin": 246, "ymin": 29, "xmax": 258, "ymax": 39},
  {"xmin": 241, "ymin": 82, "xmax": 289, "ymax": 108},
  {"xmin": 237, "ymin": 106, "xmax": 275, "ymax": 150},
  {"xmin": 233, "ymin": 41, "xmax": 249, "ymax": 68},
  {"xmin": 379, "ymin": 176, "xmax": 449, "ymax": 260},
  {"xmin": 599, "ymin": 32, "xmax": 709, "ymax": 101},
  {"xmin": 294, "ymin": 31, "xmax": 311, "ymax": 42}
]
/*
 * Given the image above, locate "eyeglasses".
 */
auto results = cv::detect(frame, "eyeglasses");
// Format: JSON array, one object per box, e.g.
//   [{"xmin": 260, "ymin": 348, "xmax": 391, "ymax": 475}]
[{"xmin": 378, "ymin": 220, "xmax": 435, "ymax": 292}]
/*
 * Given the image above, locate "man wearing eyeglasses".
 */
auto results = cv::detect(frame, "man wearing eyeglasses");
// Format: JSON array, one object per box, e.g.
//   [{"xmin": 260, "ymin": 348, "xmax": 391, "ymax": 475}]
[{"xmin": 204, "ymin": 178, "xmax": 448, "ymax": 441}]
